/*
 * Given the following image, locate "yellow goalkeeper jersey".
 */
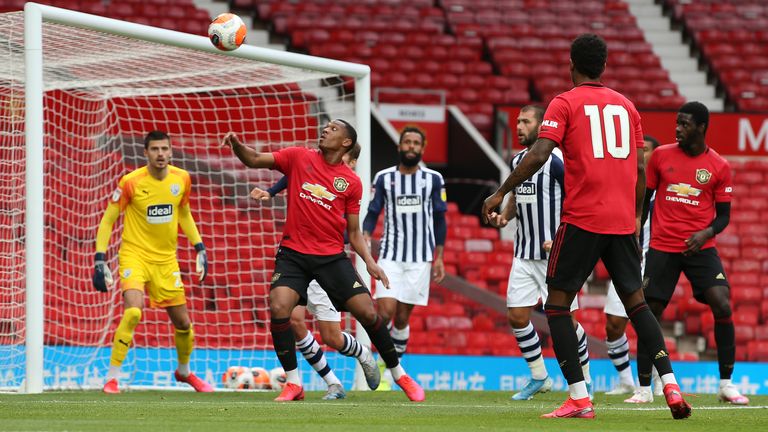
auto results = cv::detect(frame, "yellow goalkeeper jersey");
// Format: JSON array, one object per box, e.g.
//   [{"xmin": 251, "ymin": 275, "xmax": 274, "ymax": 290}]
[{"xmin": 106, "ymin": 165, "xmax": 201, "ymax": 263}]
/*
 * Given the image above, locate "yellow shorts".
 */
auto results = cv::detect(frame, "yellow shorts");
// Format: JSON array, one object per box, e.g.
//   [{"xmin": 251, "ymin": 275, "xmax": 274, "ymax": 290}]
[{"xmin": 118, "ymin": 254, "xmax": 186, "ymax": 308}]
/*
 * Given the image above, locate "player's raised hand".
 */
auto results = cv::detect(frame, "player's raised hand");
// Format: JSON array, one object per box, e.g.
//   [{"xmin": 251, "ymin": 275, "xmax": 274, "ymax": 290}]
[
  {"xmin": 92, "ymin": 252, "xmax": 114, "ymax": 292},
  {"xmin": 367, "ymin": 262, "xmax": 389, "ymax": 289},
  {"xmin": 221, "ymin": 132, "xmax": 240, "ymax": 149},
  {"xmin": 250, "ymin": 187, "xmax": 271, "ymax": 201},
  {"xmin": 194, "ymin": 243, "xmax": 208, "ymax": 283},
  {"xmin": 481, "ymin": 192, "xmax": 504, "ymax": 225}
]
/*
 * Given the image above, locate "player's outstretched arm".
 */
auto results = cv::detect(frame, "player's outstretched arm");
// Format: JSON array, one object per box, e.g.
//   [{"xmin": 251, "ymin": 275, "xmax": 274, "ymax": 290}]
[
  {"xmin": 93, "ymin": 203, "xmax": 120, "ymax": 292},
  {"xmin": 482, "ymin": 138, "xmax": 555, "ymax": 224},
  {"xmin": 221, "ymin": 132, "xmax": 275, "ymax": 169},
  {"xmin": 347, "ymin": 213, "xmax": 389, "ymax": 288},
  {"xmin": 178, "ymin": 204, "xmax": 208, "ymax": 282}
]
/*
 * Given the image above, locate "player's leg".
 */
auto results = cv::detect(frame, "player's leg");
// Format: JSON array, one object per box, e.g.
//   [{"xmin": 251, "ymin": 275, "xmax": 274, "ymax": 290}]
[
  {"xmin": 316, "ymin": 256, "xmax": 423, "ymax": 401},
  {"xmin": 610, "ymin": 244, "xmax": 690, "ymax": 419},
  {"xmin": 389, "ymin": 261, "xmax": 431, "ymax": 357},
  {"xmin": 104, "ymin": 289, "xmax": 143, "ymax": 393},
  {"xmin": 506, "ymin": 258, "xmax": 552, "ymax": 400},
  {"xmin": 270, "ymin": 248, "xmax": 313, "ymax": 401},
  {"xmin": 541, "ymin": 224, "xmax": 599, "ymax": 418},
  {"xmin": 603, "ymin": 281, "xmax": 635, "ymax": 395},
  {"xmin": 152, "ymin": 262, "xmax": 212, "ymax": 392},
  {"xmin": 684, "ymin": 249, "xmax": 748, "ymax": 405}
]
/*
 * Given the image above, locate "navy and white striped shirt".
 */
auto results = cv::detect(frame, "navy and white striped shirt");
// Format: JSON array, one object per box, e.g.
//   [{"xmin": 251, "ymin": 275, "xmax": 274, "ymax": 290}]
[
  {"xmin": 363, "ymin": 166, "xmax": 447, "ymax": 263},
  {"xmin": 511, "ymin": 147, "xmax": 564, "ymax": 260},
  {"xmin": 640, "ymin": 193, "xmax": 655, "ymax": 255}
]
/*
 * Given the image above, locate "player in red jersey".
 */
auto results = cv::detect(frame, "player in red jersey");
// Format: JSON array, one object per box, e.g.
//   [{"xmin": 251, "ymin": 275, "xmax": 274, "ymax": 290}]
[
  {"xmin": 222, "ymin": 119, "xmax": 425, "ymax": 402},
  {"xmin": 637, "ymin": 101, "xmax": 748, "ymax": 405},
  {"xmin": 482, "ymin": 34, "xmax": 690, "ymax": 420}
]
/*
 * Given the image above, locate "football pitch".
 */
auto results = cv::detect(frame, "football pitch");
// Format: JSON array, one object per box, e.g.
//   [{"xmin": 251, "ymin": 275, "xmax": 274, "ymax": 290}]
[{"xmin": 1, "ymin": 391, "xmax": 766, "ymax": 432}]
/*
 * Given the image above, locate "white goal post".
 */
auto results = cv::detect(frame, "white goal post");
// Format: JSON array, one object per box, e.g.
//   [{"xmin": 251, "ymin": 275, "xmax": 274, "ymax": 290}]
[{"xmin": 8, "ymin": 3, "xmax": 371, "ymax": 394}]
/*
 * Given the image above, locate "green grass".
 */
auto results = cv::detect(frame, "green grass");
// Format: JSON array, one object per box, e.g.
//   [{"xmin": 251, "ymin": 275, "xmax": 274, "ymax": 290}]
[{"xmin": 1, "ymin": 391, "xmax": 766, "ymax": 432}]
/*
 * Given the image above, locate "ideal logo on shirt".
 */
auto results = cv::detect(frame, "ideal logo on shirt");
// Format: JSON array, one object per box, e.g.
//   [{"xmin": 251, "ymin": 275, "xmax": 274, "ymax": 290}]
[
  {"xmin": 516, "ymin": 182, "xmax": 537, "ymax": 204},
  {"xmin": 146, "ymin": 204, "xmax": 173, "ymax": 224},
  {"xmin": 396, "ymin": 195, "xmax": 422, "ymax": 213}
]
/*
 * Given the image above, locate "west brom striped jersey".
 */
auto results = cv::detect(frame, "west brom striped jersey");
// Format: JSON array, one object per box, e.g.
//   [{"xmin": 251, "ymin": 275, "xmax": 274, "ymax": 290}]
[
  {"xmin": 365, "ymin": 166, "xmax": 447, "ymax": 263},
  {"xmin": 511, "ymin": 147, "xmax": 564, "ymax": 260},
  {"xmin": 640, "ymin": 193, "xmax": 656, "ymax": 254}
]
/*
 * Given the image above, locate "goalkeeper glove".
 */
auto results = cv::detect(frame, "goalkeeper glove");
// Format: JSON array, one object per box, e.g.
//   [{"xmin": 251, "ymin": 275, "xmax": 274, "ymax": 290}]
[
  {"xmin": 195, "ymin": 243, "xmax": 208, "ymax": 283},
  {"xmin": 92, "ymin": 252, "xmax": 114, "ymax": 292}
]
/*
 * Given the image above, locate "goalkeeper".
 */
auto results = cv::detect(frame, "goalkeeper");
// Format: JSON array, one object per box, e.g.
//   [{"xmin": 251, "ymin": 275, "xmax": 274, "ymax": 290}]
[{"xmin": 93, "ymin": 130, "xmax": 212, "ymax": 394}]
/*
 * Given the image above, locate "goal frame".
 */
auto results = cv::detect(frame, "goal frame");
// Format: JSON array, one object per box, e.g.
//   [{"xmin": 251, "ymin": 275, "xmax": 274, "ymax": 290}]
[{"xmin": 22, "ymin": 2, "xmax": 371, "ymax": 394}]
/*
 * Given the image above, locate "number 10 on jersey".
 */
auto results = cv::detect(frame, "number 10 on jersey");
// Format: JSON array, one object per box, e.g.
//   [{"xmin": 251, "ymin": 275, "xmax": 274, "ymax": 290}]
[{"xmin": 585, "ymin": 104, "xmax": 630, "ymax": 159}]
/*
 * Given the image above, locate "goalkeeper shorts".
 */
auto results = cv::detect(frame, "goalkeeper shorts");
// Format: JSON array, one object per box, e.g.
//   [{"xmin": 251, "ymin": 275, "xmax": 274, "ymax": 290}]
[{"xmin": 119, "ymin": 254, "xmax": 186, "ymax": 308}]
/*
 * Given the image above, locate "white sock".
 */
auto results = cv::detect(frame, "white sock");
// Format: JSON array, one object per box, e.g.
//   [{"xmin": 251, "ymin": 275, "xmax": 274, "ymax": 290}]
[
  {"xmin": 176, "ymin": 363, "xmax": 190, "ymax": 377},
  {"xmin": 323, "ymin": 370, "xmax": 341, "ymax": 386},
  {"xmin": 389, "ymin": 364, "xmax": 406, "ymax": 381},
  {"xmin": 106, "ymin": 365, "xmax": 121, "ymax": 381},
  {"xmin": 619, "ymin": 366, "xmax": 635, "ymax": 385},
  {"xmin": 639, "ymin": 385, "xmax": 652, "ymax": 393},
  {"xmin": 512, "ymin": 322, "xmax": 547, "ymax": 380},
  {"xmin": 569, "ymin": 381, "xmax": 589, "ymax": 400},
  {"xmin": 660, "ymin": 373, "xmax": 677, "ymax": 386},
  {"xmin": 296, "ymin": 332, "xmax": 335, "ymax": 382},
  {"xmin": 285, "ymin": 368, "xmax": 301, "ymax": 385},
  {"xmin": 720, "ymin": 379, "xmax": 732, "ymax": 388},
  {"xmin": 574, "ymin": 322, "xmax": 591, "ymax": 383},
  {"xmin": 390, "ymin": 325, "xmax": 410, "ymax": 356}
]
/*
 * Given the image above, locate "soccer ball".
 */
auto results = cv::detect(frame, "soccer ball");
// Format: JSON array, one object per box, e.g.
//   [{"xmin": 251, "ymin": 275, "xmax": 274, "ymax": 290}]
[
  {"xmin": 222, "ymin": 366, "xmax": 255, "ymax": 390},
  {"xmin": 250, "ymin": 367, "xmax": 271, "ymax": 390},
  {"xmin": 208, "ymin": 13, "xmax": 246, "ymax": 51},
  {"xmin": 269, "ymin": 367, "xmax": 286, "ymax": 390}
]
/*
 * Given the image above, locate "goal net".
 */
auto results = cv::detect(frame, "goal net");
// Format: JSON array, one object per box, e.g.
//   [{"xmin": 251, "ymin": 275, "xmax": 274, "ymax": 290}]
[{"xmin": 0, "ymin": 6, "xmax": 369, "ymax": 391}]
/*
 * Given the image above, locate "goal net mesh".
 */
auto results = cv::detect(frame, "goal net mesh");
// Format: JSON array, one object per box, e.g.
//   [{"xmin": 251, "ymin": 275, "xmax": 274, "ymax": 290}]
[{"xmin": 0, "ymin": 11, "xmax": 359, "ymax": 390}]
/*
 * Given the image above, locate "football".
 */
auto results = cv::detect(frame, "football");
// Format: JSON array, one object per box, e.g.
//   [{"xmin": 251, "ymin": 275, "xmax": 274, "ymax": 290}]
[
  {"xmin": 250, "ymin": 367, "xmax": 271, "ymax": 389},
  {"xmin": 269, "ymin": 367, "xmax": 287, "ymax": 390},
  {"xmin": 222, "ymin": 366, "xmax": 255, "ymax": 389},
  {"xmin": 208, "ymin": 13, "xmax": 246, "ymax": 51}
]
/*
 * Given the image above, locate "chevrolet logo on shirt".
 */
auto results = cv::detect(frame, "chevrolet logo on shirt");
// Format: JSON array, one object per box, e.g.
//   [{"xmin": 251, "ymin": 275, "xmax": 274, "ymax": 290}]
[
  {"xmin": 301, "ymin": 182, "xmax": 337, "ymax": 201},
  {"xmin": 666, "ymin": 183, "xmax": 702, "ymax": 197}
]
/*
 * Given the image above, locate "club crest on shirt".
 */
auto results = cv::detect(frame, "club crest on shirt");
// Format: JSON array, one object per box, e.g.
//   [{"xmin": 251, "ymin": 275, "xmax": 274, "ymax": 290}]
[
  {"xmin": 271, "ymin": 272, "xmax": 281, "ymax": 284},
  {"xmin": 695, "ymin": 169, "xmax": 711, "ymax": 184},
  {"xmin": 111, "ymin": 187, "xmax": 122, "ymax": 202},
  {"xmin": 170, "ymin": 183, "xmax": 181, "ymax": 196},
  {"xmin": 333, "ymin": 177, "xmax": 349, "ymax": 192}
]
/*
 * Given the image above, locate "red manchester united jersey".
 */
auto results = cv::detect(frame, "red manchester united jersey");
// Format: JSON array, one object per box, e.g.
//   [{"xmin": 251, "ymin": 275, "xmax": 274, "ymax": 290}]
[
  {"xmin": 272, "ymin": 147, "xmax": 362, "ymax": 255},
  {"xmin": 538, "ymin": 83, "xmax": 644, "ymax": 234},
  {"xmin": 646, "ymin": 144, "xmax": 732, "ymax": 252}
]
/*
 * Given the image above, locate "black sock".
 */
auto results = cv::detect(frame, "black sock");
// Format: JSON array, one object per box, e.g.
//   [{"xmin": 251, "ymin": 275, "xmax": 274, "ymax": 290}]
[
  {"xmin": 636, "ymin": 338, "xmax": 653, "ymax": 387},
  {"xmin": 270, "ymin": 317, "xmax": 297, "ymax": 372},
  {"xmin": 627, "ymin": 302, "xmax": 672, "ymax": 379},
  {"xmin": 544, "ymin": 304, "xmax": 583, "ymax": 385},
  {"xmin": 714, "ymin": 315, "xmax": 736, "ymax": 380},
  {"xmin": 364, "ymin": 315, "xmax": 399, "ymax": 368}
]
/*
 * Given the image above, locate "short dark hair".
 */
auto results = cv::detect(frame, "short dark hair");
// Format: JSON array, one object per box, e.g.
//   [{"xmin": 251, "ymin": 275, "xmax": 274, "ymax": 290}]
[
  {"xmin": 334, "ymin": 118, "xmax": 357, "ymax": 150},
  {"xmin": 643, "ymin": 135, "xmax": 660, "ymax": 149},
  {"xmin": 571, "ymin": 33, "xmax": 607, "ymax": 79},
  {"xmin": 678, "ymin": 101, "xmax": 709, "ymax": 133},
  {"xmin": 399, "ymin": 126, "xmax": 426, "ymax": 144},
  {"xmin": 521, "ymin": 105, "xmax": 545, "ymax": 124},
  {"xmin": 348, "ymin": 142, "xmax": 361, "ymax": 160},
  {"xmin": 144, "ymin": 130, "xmax": 170, "ymax": 149}
]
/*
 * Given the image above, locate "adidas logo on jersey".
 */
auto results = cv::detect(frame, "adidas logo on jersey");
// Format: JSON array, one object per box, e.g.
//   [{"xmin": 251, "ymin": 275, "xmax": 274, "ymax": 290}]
[{"xmin": 146, "ymin": 204, "xmax": 173, "ymax": 224}]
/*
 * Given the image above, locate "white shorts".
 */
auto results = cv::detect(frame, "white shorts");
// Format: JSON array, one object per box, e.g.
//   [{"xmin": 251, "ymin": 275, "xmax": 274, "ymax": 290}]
[
  {"xmin": 604, "ymin": 281, "xmax": 628, "ymax": 318},
  {"xmin": 604, "ymin": 257, "xmax": 647, "ymax": 318},
  {"xmin": 374, "ymin": 258, "xmax": 431, "ymax": 306},
  {"xmin": 506, "ymin": 258, "xmax": 578, "ymax": 311},
  {"xmin": 306, "ymin": 279, "xmax": 341, "ymax": 322}
]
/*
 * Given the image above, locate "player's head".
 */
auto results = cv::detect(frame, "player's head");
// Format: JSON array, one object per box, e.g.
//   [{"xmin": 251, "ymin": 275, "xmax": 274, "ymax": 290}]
[
  {"xmin": 570, "ymin": 33, "xmax": 607, "ymax": 82},
  {"xmin": 517, "ymin": 105, "xmax": 544, "ymax": 148},
  {"xmin": 676, "ymin": 101, "xmax": 709, "ymax": 149},
  {"xmin": 642, "ymin": 134, "xmax": 660, "ymax": 165},
  {"xmin": 398, "ymin": 126, "xmax": 426, "ymax": 168},
  {"xmin": 319, "ymin": 119, "xmax": 357, "ymax": 153},
  {"xmin": 143, "ymin": 130, "xmax": 171, "ymax": 170},
  {"xmin": 342, "ymin": 142, "xmax": 361, "ymax": 170}
]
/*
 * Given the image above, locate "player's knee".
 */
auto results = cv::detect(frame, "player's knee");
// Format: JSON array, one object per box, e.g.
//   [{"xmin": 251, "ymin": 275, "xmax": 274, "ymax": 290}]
[
  {"xmin": 507, "ymin": 309, "xmax": 529, "ymax": 329},
  {"xmin": 174, "ymin": 319, "xmax": 191, "ymax": 331},
  {"xmin": 321, "ymin": 330, "xmax": 345, "ymax": 351},
  {"xmin": 289, "ymin": 315, "xmax": 305, "ymax": 333},
  {"xmin": 356, "ymin": 310, "xmax": 379, "ymax": 327},
  {"xmin": 124, "ymin": 307, "xmax": 142, "ymax": 328},
  {"xmin": 710, "ymin": 302, "xmax": 732, "ymax": 320}
]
